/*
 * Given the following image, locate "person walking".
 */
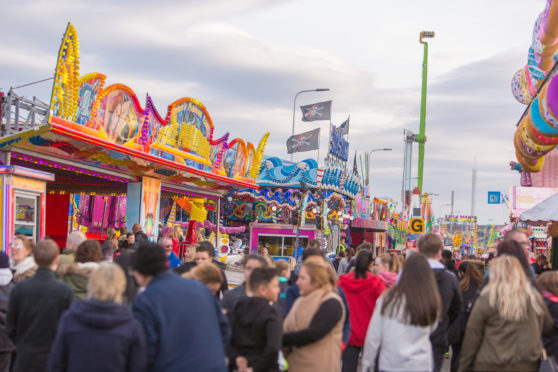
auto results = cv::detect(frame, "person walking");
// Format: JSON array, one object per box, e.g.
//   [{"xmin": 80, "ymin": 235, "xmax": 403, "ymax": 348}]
[
  {"xmin": 113, "ymin": 233, "xmax": 139, "ymax": 304},
  {"xmin": 10, "ymin": 236, "xmax": 36, "ymax": 282},
  {"xmin": 459, "ymin": 255, "xmax": 552, "ymax": 371},
  {"xmin": 338, "ymin": 250, "xmax": 386, "ymax": 372},
  {"xmin": 221, "ymin": 254, "xmax": 268, "ymax": 314},
  {"xmin": 132, "ymin": 223, "xmax": 148, "ymax": 244},
  {"xmin": 373, "ymin": 253, "xmax": 401, "ymax": 288},
  {"xmin": 228, "ymin": 267, "xmax": 282, "ymax": 372},
  {"xmin": 131, "ymin": 243, "xmax": 229, "ymax": 372},
  {"xmin": 361, "ymin": 253, "xmax": 442, "ymax": 372},
  {"xmin": 337, "ymin": 248, "xmax": 354, "ymax": 276},
  {"xmin": 101, "ymin": 227, "xmax": 118, "ymax": 262},
  {"xmin": 49, "ymin": 263, "xmax": 147, "ymax": 372},
  {"xmin": 282, "ymin": 261, "xmax": 345, "ymax": 372},
  {"xmin": 57, "ymin": 240, "xmax": 102, "ymax": 299},
  {"xmin": 536, "ymin": 270, "xmax": 558, "ymax": 362},
  {"xmin": 0, "ymin": 252, "xmax": 14, "ymax": 372},
  {"xmin": 448, "ymin": 261, "xmax": 483, "ymax": 372},
  {"xmin": 60, "ymin": 231, "xmax": 87, "ymax": 265},
  {"xmin": 417, "ymin": 233, "xmax": 462, "ymax": 372},
  {"xmin": 7, "ymin": 239, "xmax": 74, "ymax": 372}
]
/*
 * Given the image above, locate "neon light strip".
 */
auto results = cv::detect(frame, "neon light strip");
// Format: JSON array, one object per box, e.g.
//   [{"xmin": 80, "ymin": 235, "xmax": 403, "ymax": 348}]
[
  {"xmin": 50, "ymin": 117, "xmax": 257, "ymax": 189},
  {"xmin": 2, "ymin": 184, "xmax": 11, "ymax": 254},
  {"xmin": 12, "ymin": 154, "xmax": 129, "ymax": 183}
]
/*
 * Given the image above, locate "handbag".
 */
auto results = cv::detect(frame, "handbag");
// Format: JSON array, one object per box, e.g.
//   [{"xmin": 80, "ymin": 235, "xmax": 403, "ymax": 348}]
[{"xmin": 539, "ymin": 349, "xmax": 558, "ymax": 372}]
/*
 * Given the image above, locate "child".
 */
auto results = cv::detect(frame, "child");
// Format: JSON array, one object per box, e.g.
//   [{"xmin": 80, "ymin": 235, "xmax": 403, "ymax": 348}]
[
  {"xmin": 274, "ymin": 260, "xmax": 290, "ymax": 317},
  {"xmin": 182, "ymin": 262, "xmax": 223, "ymax": 295},
  {"xmin": 228, "ymin": 267, "xmax": 282, "ymax": 372}
]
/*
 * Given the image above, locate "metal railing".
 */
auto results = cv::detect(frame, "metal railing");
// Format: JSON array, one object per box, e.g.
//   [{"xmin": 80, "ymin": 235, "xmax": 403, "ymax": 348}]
[{"xmin": 0, "ymin": 88, "xmax": 50, "ymax": 139}]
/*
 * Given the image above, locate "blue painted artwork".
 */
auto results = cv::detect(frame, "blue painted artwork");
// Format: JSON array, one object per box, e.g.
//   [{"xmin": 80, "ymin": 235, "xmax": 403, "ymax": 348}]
[{"xmin": 257, "ymin": 157, "xmax": 318, "ymax": 188}]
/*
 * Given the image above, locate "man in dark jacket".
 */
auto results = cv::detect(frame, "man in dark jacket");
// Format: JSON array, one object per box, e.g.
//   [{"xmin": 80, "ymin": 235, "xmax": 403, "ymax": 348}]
[
  {"xmin": 417, "ymin": 233, "xmax": 462, "ymax": 372},
  {"xmin": 132, "ymin": 243, "xmax": 229, "ymax": 372},
  {"xmin": 7, "ymin": 239, "xmax": 74, "ymax": 372},
  {"xmin": 113, "ymin": 234, "xmax": 139, "ymax": 304},
  {"xmin": 133, "ymin": 224, "xmax": 148, "ymax": 244},
  {"xmin": 441, "ymin": 249, "xmax": 458, "ymax": 277},
  {"xmin": 0, "ymin": 252, "xmax": 14, "ymax": 371},
  {"xmin": 221, "ymin": 254, "xmax": 268, "ymax": 314}
]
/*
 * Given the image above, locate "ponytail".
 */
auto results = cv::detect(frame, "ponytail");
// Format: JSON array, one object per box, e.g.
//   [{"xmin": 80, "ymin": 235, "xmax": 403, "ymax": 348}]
[{"xmin": 354, "ymin": 249, "xmax": 373, "ymax": 279}]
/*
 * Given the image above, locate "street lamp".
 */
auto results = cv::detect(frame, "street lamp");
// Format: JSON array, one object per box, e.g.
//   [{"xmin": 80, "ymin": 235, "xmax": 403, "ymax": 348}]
[
  {"xmin": 416, "ymin": 30, "xmax": 435, "ymax": 197},
  {"xmin": 365, "ymin": 148, "xmax": 392, "ymax": 186},
  {"xmin": 291, "ymin": 88, "xmax": 330, "ymax": 161}
]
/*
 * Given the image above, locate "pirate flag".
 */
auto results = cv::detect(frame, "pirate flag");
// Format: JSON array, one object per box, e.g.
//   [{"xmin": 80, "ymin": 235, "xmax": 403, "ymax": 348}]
[
  {"xmin": 286, "ymin": 128, "xmax": 320, "ymax": 154},
  {"xmin": 300, "ymin": 101, "xmax": 332, "ymax": 122}
]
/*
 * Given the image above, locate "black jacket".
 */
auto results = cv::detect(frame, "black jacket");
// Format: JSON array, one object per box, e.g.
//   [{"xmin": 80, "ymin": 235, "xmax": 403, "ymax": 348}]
[
  {"xmin": 448, "ymin": 281, "xmax": 479, "ymax": 346},
  {"xmin": 543, "ymin": 295, "xmax": 558, "ymax": 361},
  {"xmin": 228, "ymin": 297, "xmax": 282, "ymax": 372},
  {"xmin": 48, "ymin": 299, "xmax": 147, "ymax": 372},
  {"xmin": 430, "ymin": 268, "xmax": 462, "ymax": 354},
  {"xmin": 0, "ymin": 279, "xmax": 14, "ymax": 353},
  {"xmin": 7, "ymin": 268, "xmax": 74, "ymax": 372},
  {"xmin": 135, "ymin": 231, "xmax": 148, "ymax": 244},
  {"xmin": 444, "ymin": 259, "xmax": 459, "ymax": 277},
  {"xmin": 113, "ymin": 247, "xmax": 138, "ymax": 304}
]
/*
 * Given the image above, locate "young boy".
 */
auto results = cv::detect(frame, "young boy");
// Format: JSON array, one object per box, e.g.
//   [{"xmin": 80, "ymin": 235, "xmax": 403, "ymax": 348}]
[
  {"xmin": 228, "ymin": 267, "xmax": 282, "ymax": 372},
  {"xmin": 274, "ymin": 260, "xmax": 290, "ymax": 318}
]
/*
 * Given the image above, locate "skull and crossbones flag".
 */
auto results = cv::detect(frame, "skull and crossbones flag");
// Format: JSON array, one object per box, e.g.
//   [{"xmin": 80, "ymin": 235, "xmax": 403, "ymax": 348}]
[
  {"xmin": 286, "ymin": 128, "xmax": 320, "ymax": 154},
  {"xmin": 300, "ymin": 101, "xmax": 332, "ymax": 122}
]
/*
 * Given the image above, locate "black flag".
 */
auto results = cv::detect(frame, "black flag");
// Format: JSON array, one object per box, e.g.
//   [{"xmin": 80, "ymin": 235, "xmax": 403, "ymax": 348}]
[
  {"xmin": 300, "ymin": 101, "xmax": 332, "ymax": 122},
  {"xmin": 339, "ymin": 116, "xmax": 350, "ymax": 135},
  {"xmin": 286, "ymin": 128, "xmax": 320, "ymax": 154}
]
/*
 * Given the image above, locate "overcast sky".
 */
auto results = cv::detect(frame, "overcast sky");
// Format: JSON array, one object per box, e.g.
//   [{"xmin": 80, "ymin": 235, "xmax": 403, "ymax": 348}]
[{"xmin": 0, "ymin": 0, "xmax": 546, "ymax": 224}]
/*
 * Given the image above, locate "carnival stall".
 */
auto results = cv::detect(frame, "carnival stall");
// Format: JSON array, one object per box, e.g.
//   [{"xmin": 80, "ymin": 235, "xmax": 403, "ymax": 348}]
[
  {"xmin": 224, "ymin": 156, "xmax": 353, "ymax": 258},
  {"xmin": 0, "ymin": 24, "xmax": 269, "ymax": 252}
]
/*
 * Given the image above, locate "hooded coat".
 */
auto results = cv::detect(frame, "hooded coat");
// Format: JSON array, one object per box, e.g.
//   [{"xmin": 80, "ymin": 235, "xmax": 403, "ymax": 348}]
[
  {"xmin": 337, "ymin": 271, "xmax": 386, "ymax": 347},
  {"xmin": 228, "ymin": 297, "xmax": 282, "ymax": 372},
  {"xmin": 57, "ymin": 263, "xmax": 99, "ymax": 300},
  {"xmin": 48, "ymin": 299, "xmax": 147, "ymax": 372}
]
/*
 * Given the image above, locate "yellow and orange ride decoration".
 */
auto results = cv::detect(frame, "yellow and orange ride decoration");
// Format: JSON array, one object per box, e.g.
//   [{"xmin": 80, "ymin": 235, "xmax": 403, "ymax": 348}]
[{"xmin": 49, "ymin": 23, "xmax": 269, "ymax": 185}]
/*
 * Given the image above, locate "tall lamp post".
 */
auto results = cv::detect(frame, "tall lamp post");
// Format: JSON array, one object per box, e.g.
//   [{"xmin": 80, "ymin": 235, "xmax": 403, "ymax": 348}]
[
  {"xmin": 416, "ymin": 31, "xmax": 435, "ymax": 196},
  {"xmin": 291, "ymin": 88, "xmax": 330, "ymax": 161},
  {"xmin": 366, "ymin": 148, "xmax": 392, "ymax": 186}
]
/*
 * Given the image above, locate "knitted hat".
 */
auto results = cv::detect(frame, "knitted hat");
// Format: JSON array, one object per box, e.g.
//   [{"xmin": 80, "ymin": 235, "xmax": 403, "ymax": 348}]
[
  {"xmin": 130, "ymin": 242, "xmax": 168, "ymax": 276},
  {"xmin": 0, "ymin": 252, "xmax": 9, "ymax": 269}
]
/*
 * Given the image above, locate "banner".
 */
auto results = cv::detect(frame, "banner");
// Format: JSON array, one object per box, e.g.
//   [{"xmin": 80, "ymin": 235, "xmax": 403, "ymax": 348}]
[
  {"xmin": 300, "ymin": 101, "xmax": 332, "ymax": 122},
  {"xmin": 286, "ymin": 128, "xmax": 320, "ymax": 154},
  {"xmin": 339, "ymin": 116, "xmax": 349, "ymax": 135},
  {"xmin": 328, "ymin": 124, "xmax": 349, "ymax": 161}
]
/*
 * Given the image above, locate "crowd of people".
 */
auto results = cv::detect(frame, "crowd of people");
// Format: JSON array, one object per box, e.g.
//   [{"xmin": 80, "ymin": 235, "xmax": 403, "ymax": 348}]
[{"xmin": 0, "ymin": 227, "xmax": 557, "ymax": 372}]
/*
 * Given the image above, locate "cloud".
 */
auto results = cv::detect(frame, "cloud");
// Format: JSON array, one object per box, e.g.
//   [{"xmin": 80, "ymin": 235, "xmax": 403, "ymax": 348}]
[{"xmin": 0, "ymin": 0, "xmax": 533, "ymax": 225}]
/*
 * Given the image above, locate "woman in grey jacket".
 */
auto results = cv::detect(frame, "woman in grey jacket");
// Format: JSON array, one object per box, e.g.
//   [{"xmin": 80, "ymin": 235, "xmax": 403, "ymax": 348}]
[{"xmin": 361, "ymin": 253, "xmax": 441, "ymax": 372}]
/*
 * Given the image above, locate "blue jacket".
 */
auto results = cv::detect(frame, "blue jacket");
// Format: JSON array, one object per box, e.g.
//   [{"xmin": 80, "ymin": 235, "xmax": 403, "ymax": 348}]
[
  {"xmin": 167, "ymin": 252, "xmax": 182, "ymax": 269},
  {"xmin": 49, "ymin": 299, "xmax": 146, "ymax": 372},
  {"xmin": 133, "ymin": 271, "xmax": 229, "ymax": 372}
]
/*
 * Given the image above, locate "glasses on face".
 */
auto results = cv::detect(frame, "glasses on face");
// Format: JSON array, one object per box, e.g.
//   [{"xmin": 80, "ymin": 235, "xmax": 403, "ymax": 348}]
[{"xmin": 10, "ymin": 242, "xmax": 23, "ymax": 249}]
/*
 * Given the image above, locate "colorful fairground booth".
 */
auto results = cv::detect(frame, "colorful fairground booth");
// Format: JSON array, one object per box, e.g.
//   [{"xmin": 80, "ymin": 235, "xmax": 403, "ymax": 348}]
[
  {"xmin": 224, "ymin": 130, "xmax": 360, "ymax": 259},
  {"xmin": 0, "ymin": 24, "xmax": 268, "ymax": 253}
]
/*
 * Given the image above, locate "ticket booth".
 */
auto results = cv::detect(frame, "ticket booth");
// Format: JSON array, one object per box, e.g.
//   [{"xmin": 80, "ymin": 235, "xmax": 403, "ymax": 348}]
[{"xmin": 0, "ymin": 165, "xmax": 55, "ymax": 253}]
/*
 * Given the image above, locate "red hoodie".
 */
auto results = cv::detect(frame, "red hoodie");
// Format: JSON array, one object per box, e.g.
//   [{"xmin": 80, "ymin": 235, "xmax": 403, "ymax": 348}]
[{"xmin": 338, "ymin": 271, "xmax": 386, "ymax": 347}]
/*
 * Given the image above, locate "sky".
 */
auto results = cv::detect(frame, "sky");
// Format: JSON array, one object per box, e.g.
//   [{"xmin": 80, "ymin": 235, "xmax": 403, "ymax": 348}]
[{"xmin": 0, "ymin": 0, "xmax": 547, "ymax": 224}]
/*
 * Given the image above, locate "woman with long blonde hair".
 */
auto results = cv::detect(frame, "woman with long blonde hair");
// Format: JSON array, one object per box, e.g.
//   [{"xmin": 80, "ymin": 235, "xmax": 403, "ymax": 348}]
[
  {"xmin": 460, "ymin": 255, "xmax": 552, "ymax": 371},
  {"xmin": 282, "ymin": 261, "xmax": 345, "ymax": 372}
]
